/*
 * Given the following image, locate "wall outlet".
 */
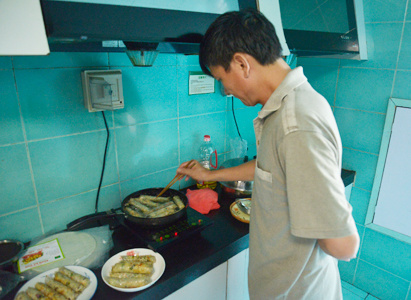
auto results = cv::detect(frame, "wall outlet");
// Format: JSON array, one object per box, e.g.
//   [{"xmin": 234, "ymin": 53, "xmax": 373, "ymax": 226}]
[{"xmin": 82, "ymin": 70, "xmax": 124, "ymax": 112}]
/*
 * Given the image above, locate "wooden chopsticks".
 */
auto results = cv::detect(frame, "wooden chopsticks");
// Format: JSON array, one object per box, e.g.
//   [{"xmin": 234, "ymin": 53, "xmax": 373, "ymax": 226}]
[{"xmin": 156, "ymin": 160, "xmax": 196, "ymax": 198}]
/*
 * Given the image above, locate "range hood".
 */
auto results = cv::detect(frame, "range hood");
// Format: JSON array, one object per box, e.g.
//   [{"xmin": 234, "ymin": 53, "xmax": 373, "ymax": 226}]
[
  {"xmin": 279, "ymin": 0, "xmax": 367, "ymax": 60},
  {"xmin": 39, "ymin": 0, "xmax": 366, "ymax": 64},
  {"xmin": 40, "ymin": 0, "xmax": 259, "ymax": 55}
]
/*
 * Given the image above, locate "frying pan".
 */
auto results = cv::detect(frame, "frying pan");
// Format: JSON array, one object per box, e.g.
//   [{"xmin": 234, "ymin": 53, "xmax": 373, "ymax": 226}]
[{"xmin": 66, "ymin": 188, "xmax": 188, "ymax": 231}]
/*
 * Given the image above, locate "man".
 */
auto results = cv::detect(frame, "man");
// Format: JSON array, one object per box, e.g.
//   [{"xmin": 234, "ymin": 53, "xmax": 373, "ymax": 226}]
[{"xmin": 177, "ymin": 8, "xmax": 359, "ymax": 300}]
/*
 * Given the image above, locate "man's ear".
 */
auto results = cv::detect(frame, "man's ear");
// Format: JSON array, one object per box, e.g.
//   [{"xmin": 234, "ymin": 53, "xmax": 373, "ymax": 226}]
[{"xmin": 232, "ymin": 53, "xmax": 251, "ymax": 78}]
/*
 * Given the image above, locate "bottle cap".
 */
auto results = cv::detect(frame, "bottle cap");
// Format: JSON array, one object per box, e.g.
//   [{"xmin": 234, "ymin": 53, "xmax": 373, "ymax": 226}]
[{"xmin": 204, "ymin": 135, "xmax": 211, "ymax": 141}]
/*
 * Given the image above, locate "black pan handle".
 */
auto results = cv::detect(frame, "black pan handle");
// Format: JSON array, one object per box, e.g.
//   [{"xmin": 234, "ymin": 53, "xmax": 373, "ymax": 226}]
[{"xmin": 66, "ymin": 209, "xmax": 121, "ymax": 231}]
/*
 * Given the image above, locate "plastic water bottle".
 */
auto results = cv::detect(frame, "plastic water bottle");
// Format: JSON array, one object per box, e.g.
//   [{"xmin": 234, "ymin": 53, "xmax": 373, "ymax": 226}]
[{"xmin": 197, "ymin": 135, "xmax": 218, "ymax": 189}]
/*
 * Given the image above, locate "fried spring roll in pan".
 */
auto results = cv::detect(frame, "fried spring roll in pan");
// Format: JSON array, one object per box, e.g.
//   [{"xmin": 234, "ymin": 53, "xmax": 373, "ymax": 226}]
[
  {"xmin": 111, "ymin": 261, "xmax": 153, "ymax": 274},
  {"xmin": 105, "ymin": 276, "xmax": 151, "ymax": 288},
  {"xmin": 173, "ymin": 196, "xmax": 185, "ymax": 210},
  {"xmin": 55, "ymin": 272, "xmax": 85, "ymax": 293},
  {"xmin": 15, "ymin": 292, "xmax": 31, "ymax": 300},
  {"xmin": 25, "ymin": 287, "xmax": 50, "ymax": 300},
  {"xmin": 121, "ymin": 255, "xmax": 156, "ymax": 263},
  {"xmin": 58, "ymin": 267, "xmax": 91, "ymax": 287},
  {"xmin": 45, "ymin": 276, "xmax": 77, "ymax": 300},
  {"xmin": 35, "ymin": 282, "xmax": 68, "ymax": 300}
]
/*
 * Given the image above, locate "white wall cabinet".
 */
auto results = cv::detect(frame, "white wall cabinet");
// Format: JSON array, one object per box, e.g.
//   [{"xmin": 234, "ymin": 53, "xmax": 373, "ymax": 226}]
[
  {"xmin": 163, "ymin": 249, "xmax": 250, "ymax": 300},
  {"xmin": 0, "ymin": 0, "xmax": 49, "ymax": 56}
]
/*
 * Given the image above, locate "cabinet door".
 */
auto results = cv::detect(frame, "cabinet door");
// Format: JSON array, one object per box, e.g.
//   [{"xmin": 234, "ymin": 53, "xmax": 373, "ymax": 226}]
[
  {"xmin": 0, "ymin": 0, "xmax": 49, "ymax": 55},
  {"xmin": 162, "ymin": 262, "xmax": 227, "ymax": 300},
  {"xmin": 227, "ymin": 249, "xmax": 249, "ymax": 300}
]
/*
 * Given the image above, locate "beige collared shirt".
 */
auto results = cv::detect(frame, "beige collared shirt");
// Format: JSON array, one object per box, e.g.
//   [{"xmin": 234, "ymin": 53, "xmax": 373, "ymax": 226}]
[{"xmin": 248, "ymin": 67, "xmax": 357, "ymax": 299}]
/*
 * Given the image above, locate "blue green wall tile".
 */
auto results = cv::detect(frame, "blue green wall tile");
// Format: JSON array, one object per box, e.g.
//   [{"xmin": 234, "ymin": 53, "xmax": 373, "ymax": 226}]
[
  {"xmin": 15, "ymin": 68, "xmax": 111, "ymax": 140},
  {"xmin": 12, "ymin": 52, "xmax": 109, "ymax": 69},
  {"xmin": 40, "ymin": 184, "xmax": 121, "ymax": 233},
  {"xmin": 354, "ymin": 260, "xmax": 409, "ymax": 300},
  {"xmin": 179, "ymin": 112, "xmax": 226, "ymax": 166},
  {"xmin": 0, "ymin": 57, "xmax": 12, "ymax": 69},
  {"xmin": 120, "ymin": 168, "xmax": 178, "ymax": 199},
  {"xmin": 115, "ymin": 120, "xmax": 178, "ymax": 181},
  {"xmin": 398, "ymin": 22, "xmax": 411, "ymax": 70},
  {"xmin": 363, "ymin": 0, "xmax": 408, "ymax": 22},
  {"xmin": 335, "ymin": 68, "xmax": 394, "ymax": 113},
  {"xmin": 361, "ymin": 228, "xmax": 411, "ymax": 281},
  {"xmin": 349, "ymin": 188, "xmax": 371, "ymax": 225},
  {"xmin": 0, "ymin": 208, "xmax": 42, "ymax": 242},
  {"xmin": 393, "ymin": 71, "xmax": 411, "ymax": 99},
  {"xmin": 342, "ymin": 281, "xmax": 368, "ymax": 298},
  {"xmin": 334, "ymin": 108, "xmax": 385, "ymax": 154},
  {"xmin": 177, "ymin": 66, "xmax": 226, "ymax": 117},
  {"xmin": 177, "ymin": 54, "xmax": 200, "ymax": 66},
  {"xmin": 0, "ymin": 144, "xmax": 36, "ymax": 215},
  {"xmin": 341, "ymin": 149, "xmax": 378, "ymax": 191},
  {"xmin": 29, "ymin": 131, "xmax": 118, "ymax": 203},
  {"xmin": 302, "ymin": 65, "xmax": 339, "ymax": 107},
  {"xmin": 0, "ymin": 70, "xmax": 24, "ymax": 145},
  {"xmin": 114, "ymin": 66, "xmax": 178, "ymax": 126}
]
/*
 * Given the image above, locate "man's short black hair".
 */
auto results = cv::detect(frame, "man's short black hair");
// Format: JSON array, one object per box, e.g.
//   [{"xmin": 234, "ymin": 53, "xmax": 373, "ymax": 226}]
[{"xmin": 199, "ymin": 8, "xmax": 282, "ymax": 76}]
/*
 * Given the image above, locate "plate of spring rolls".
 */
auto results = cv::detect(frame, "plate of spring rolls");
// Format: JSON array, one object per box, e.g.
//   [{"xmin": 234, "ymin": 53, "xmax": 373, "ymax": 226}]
[
  {"xmin": 14, "ymin": 265, "xmax": 97, "ymax": 300},
  {"xmin": 101, "ymin": 248, "xmax": 165, "ymax": 292}
]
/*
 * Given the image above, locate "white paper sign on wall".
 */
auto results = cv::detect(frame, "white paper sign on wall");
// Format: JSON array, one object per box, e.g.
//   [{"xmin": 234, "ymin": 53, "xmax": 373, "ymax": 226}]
[{"xmin": 189, "ymin": 72, "xmax": 215, "ymax": 95}]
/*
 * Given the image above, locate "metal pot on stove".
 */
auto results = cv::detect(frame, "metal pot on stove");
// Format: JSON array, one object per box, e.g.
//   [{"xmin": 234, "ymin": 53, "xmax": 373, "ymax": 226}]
[{"xmin": 219, "ymin": 158, "xmax": 253, "ymax": 198}]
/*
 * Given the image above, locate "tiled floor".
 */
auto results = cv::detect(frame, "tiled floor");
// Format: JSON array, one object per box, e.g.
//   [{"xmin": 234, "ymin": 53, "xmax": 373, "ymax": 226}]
[{"xmin": 342, "ymin": 281, "xmax": 380, "ymax": 299}]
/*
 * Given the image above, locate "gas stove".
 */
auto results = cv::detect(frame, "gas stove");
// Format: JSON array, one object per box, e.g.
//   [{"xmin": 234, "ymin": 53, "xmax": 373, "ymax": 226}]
[{"xmin": 112, "ymin": 207, "xmax": 213, "ymax": 251}]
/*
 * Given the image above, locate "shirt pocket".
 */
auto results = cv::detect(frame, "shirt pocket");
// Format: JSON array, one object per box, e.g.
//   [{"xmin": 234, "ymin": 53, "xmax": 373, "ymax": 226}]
[
  {"xmin": 255, "ymin": 165, "xmax": 272, "ymax": 183},
  {"xmin": 254, "ymin": 164, "xmax": 274, "ymax": 208}
]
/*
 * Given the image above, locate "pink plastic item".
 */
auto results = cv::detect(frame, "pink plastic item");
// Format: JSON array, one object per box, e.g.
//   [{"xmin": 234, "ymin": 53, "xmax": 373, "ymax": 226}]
[{"xmin": 186, "ymin": 188, "xmax": 220, "ymax": 214}]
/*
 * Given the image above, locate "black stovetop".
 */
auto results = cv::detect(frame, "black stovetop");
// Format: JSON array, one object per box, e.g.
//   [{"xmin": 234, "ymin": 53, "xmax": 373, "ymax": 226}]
[{"xmin": 112, "ymin": 207, "xmax": 213, "ymax": 251}]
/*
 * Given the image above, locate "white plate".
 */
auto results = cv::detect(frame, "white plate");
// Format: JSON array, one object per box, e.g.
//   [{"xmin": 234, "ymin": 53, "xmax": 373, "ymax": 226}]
[
  {"xmin": 15, "ymin": 265, "xmax": 97, "ymax": 300},
  {"xmin": 101, "ymin": 248, "xmax": 166, "ymax": 292}
]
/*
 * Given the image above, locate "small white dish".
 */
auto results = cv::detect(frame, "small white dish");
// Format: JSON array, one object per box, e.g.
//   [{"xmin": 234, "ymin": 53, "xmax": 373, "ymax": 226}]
[
  {"xmin": 101, "ymin": 248, "xmax": 166, "ymax": 292},
  {"xmin": 15, "ymin": 265, "xmax": 97, "ymax": 300}
]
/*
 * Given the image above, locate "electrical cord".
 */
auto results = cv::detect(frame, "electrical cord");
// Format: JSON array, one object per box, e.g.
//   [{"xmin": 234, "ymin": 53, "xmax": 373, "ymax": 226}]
[
  {"xmin": 232, "ymin": 97, "xmax": 242, "ymax": 139},
  {"xmin": 95, "ymin": 111, "xmax": 109, "ymax": 213}
]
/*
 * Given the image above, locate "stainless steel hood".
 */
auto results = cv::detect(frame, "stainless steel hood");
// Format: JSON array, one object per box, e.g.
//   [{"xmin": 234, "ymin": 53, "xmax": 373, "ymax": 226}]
[
  {"xmin": 39, "ymin": 0, "xmax": 366, "ymax": 61},
  {"xmin": 40, "ymin": 0, "xmax": 257, "ymax": 55}
]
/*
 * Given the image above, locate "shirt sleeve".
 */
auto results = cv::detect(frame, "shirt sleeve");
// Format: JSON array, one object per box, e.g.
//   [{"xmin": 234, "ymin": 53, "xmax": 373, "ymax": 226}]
[{"xmin": 280, "ymin": 130, "xmax": 357, "ymax": 239}]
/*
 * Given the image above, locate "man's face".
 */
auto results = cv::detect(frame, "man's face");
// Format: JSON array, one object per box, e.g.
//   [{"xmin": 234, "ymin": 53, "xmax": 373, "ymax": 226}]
[{"xmin": 210, "ymin": 65, "xmax": 255, "ymax": 106}]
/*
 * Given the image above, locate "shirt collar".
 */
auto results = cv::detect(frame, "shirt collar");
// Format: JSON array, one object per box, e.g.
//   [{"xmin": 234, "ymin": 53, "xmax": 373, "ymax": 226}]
[{"xmin": 257, "ymin": 66, "xmax": 307, "ymax": 120}]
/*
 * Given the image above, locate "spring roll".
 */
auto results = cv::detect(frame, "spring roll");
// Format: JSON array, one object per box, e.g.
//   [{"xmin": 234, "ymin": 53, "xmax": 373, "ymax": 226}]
[
  {"xmin": 105, "ymin": 276, "xmax": 151, "ymax": 288},
  {"xmin": 58, "ymin": 267, "xmax": 90, "ymax": 288},
  {"xmin": 15, "ymin": 292, "xmax": 31, "ymax": 300},
  {"xmin": 25, "ymin": 287, "xmax": 50, "ymax": 300},
  {"xmin": 55, "ymin": 272, "xmax": 85, "ymax": 293},
  {"xmin": 127, "ymin": 198, "xmax": 151, "ymax": 213},
  {"xmin": 111, "ymin": 261, "xmax": 153, "ymax": 274},
  {"xmin": 109, "ymin": 272, "xmax": 152, "ymax": 280},
  {"xmin": 124, "ymin": 206, "xmax": 145, "ymax": 217},
  {"xmin": 138, "ymin": 195, "xmax": 170, "ymax": 203},
  {"xmin": 35, "ymin": 282, "xmax": 68, "ymax": 300},
  {"xmin": 147, "ymin": 202, "xmax": 178, "ymax": 218},
  {"xmin": 172, "ymin": 196, "xmax": 185, "ymax": 210},
  {"xmin": 121, "ymin": 255, "xmax": 156, "ymax": 263},
  {"xmin": 45, "ymin": 276, "xmax": 77, "ymax": 300}
]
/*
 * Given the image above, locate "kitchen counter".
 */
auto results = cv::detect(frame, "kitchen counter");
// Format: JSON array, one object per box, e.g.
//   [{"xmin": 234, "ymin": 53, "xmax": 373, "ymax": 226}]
[{"xmin": 4, "ymin": 169, "xmax": 355, "ymax": 300}]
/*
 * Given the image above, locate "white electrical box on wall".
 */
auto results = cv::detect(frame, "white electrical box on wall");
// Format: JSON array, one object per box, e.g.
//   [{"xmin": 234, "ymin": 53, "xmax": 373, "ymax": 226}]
[{"xmin": 81, "ymin": 70, "xmax": 124, "ymax": 112}]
